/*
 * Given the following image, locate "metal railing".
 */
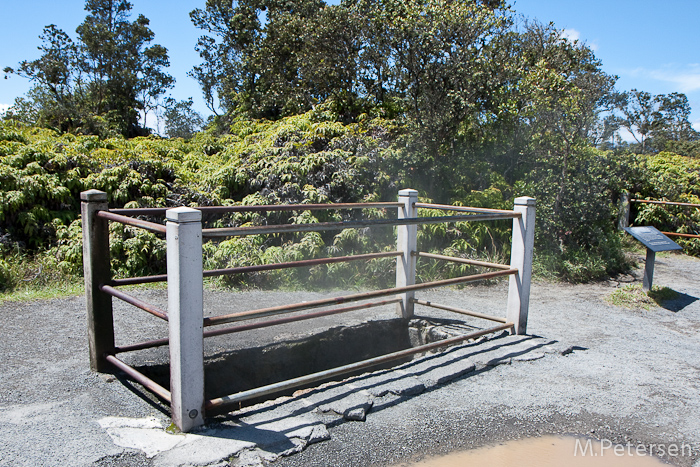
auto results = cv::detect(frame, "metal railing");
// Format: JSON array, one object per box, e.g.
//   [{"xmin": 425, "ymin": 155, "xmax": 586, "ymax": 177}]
[
  {"xmin": 81, "ymin": 188, "xmax": 535, "ymax": 432},
  {"xmin": 619, "ymin": 194, "xmax": 700, "ymax": 239}
]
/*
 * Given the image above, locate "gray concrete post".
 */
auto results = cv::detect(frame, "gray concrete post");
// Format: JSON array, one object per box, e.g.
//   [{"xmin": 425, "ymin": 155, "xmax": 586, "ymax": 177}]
[
  {"xmin": 166, "ymin": 207, "xmax": 205, "ymax": 432},
  {"xmin": 618, "ymin": 192, "xmax": 631, "ymax": 230},
  {"xmin": 396, "ymin": 189, "xmax": 418, "ymax": 319},
  {"xmin": 506, "ymin": 197, "xmax": 536, "ymax": 335},
  {"xmin": 81, "ymin": 190, "xmax": 115, "ymax": 372}
]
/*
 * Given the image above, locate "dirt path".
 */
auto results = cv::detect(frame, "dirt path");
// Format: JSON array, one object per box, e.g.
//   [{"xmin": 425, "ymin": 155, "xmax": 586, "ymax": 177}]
[{"xmin": 1, "ymin": 253, "xmax": 699, "ymax": 466}]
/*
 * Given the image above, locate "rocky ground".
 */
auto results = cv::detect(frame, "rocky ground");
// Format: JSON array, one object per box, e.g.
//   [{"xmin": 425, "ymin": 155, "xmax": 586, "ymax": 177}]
[{"xmin": 1, "ymin": 252, "xmax": 699, "ymax": 467}]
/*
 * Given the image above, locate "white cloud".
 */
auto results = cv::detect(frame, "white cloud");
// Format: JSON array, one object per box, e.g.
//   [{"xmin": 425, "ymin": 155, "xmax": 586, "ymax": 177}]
[
  {"xmin": 560, "ymin": 29, "xmax": 598, "ymax": 51},
  {"xmin": 649, "ymin": 70, "xmax": 700, "ymax": 94},
  {"xmin": 628, "ymin": 64, "xmax": 700, "ymax": 94},
  {"xmin": 0, "ymin": 103, "xmax": 10, "ymax": 116},
  {"xmin": 561, "ymin": 28, "xmax": 580, "ymax": 42}
]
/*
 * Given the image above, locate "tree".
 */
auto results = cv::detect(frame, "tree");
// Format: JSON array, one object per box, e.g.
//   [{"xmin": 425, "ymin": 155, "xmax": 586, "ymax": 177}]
[
  {"xmin": 190, "ymin": 0, "xmax": 510, "ymax": 130},
  {"xmin": 615, "ymin": 90, "xmax": 699, "ymax": 155},
  {"xmin": 190, "ymin": 0, "xmax": 359, "ymax": 120},
  {"xmin": 618, "ymin": 89, "xmax": 659, "ymax": 153},
  {"xmin": 653, "ymin": 93, "xmax": 699, "ymax": 144},
  {"xmin": 163, "ymin": 97, "xmax": 204, "ymax": 139},
  {"xmin": 3, "ymin": 25, "xmax": 82, "ymax": 131},
  {"xmin": 4, "ymin": 0, "xmax": 173, "ymax": 137}
]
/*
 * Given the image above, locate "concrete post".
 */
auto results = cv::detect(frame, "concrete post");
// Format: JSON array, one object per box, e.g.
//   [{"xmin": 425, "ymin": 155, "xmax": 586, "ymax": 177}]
[
  {"xmin": 166, "ymin": 207, "xmax": 205, "ymax": 432},
  {"xmin": 506, "ymin": 197, "xmax": 536, "ymax": 335},
  {"xmin": 81, "ymin": 190, "xmax": 115, "ymax": 372},
  {"xmin": 618, "ymin": 192, "xmax": 631, "ymax": 230},
  {"xmin": 396, "ymin": 189, "xmax": 418, "ymax": 319}
]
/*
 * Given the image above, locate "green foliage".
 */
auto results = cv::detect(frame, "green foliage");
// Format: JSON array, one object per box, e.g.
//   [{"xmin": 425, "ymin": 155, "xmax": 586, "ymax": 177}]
[
  {"xmin": 0, "ymin": 250, "xmax": 80, "ymax": 298},
  {"xmin": 631, "ymin": 152, "xmax": 700, "ymax": 254},
  {"xmin": 0, "ymin": 113, "xmax": 406, "ymax": 292},
  {"xmin": 0, "ymin": 259, "xmax": 12, "ymax": 292}
]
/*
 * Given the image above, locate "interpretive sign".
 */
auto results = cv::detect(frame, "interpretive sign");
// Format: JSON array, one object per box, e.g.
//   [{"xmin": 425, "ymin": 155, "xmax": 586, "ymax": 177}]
[
  {"xmin": 624, "ymin": 226, "xmax": 682, "ymax": 291},
  {"xmin": 624, "ymin": 226, "xmax": 682, "ymax": 252}
]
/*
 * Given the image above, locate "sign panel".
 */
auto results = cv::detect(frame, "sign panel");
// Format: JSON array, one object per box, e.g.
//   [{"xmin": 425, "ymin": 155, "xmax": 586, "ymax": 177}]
[{"xmin": 624, "ymin": 226, "xmax": 683, "ymax": 252}]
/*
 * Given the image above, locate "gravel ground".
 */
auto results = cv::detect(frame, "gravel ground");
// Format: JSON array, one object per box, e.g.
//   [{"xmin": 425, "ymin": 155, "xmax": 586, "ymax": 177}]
[{"xmin": 1, "ymin": 252, "xmax": 699, "ymax": 466}]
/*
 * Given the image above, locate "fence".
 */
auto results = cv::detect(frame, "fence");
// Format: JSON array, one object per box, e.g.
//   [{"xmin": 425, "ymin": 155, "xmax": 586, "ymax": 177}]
[
  {"xmin": 81, "ymin": 188, "xmax": 535, "ymax": 432},
  {"xmin": 619, "ymin": 193, "xmax": 700, "ymax": 239}
]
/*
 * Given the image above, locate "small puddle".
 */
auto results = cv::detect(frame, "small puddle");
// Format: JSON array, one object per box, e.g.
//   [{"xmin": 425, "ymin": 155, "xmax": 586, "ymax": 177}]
[{"xmin": 399, "ymin": 436, "xmax": 671, "ymax": 467}]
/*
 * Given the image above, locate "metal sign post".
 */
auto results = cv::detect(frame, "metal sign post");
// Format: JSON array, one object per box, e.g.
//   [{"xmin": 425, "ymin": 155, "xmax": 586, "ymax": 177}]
[{"xmin": 624, "ymin": 226, "xmax": 682, "ymax": 291}]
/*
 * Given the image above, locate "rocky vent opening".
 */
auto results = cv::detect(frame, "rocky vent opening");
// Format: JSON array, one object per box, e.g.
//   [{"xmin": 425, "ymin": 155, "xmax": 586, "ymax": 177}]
[{"xmin": 132, "ymin": 317, "xmax": 481, "ymax": 409}]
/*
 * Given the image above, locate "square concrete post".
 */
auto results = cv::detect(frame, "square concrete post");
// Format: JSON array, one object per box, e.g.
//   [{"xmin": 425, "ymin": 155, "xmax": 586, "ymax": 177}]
[
  {"xmin": 618, "ymin": 192, "xmax": 631, "ymax": 230},
  {"xmin": 396, "ymin": 189, "xmax": 418, "ymax": 319},
  {"xmin": 81, "ymin": 190, "xmax": 115, "ymax": 372},
  {"xmin": 166, "ymin": 207, "xmax": 205, "ymax": 432},
  {"xmin": 506, "ymin": 197, "xmax": 536, "ymax": 335}
]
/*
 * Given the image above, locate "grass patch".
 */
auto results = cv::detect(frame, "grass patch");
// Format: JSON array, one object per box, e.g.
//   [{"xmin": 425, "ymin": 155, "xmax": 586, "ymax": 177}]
[
  {"xmin": 647, "ymin": 286, "xmax": 679, "ymax": 303},
  {"xmin": 607, "ymin": 284, "xmax": 679, "ymax": 310},
  {"xmin": 0, "ymin": 281, "xmax": 84, "ymax": 303},
  {"xmin": 0, "ymin": 252, "xmax": 84, "ymax": 303}
]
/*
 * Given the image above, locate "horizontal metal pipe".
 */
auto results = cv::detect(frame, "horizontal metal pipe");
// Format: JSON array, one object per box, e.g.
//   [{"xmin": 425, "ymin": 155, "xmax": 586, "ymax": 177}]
[
  {"xmin": 109, "ymin": 202, "xmax": 403, "ymax": 217},
  {"xmin": 415, "ymin": 202, "xmax": 521, "ymax": 216},
  {"xmin": 202, "ymin": 213, "xmax": 520, "ymax": 238},
  {"xmin": 415, "ymin": 251, "xmax": 512, "ymax": 270},
  {"xmin": 105, "ymin": 354, "xmax": 172, "ymax": 403},
  {"xmin": 110, "ymin": 274, "xmax": 168, "ymax": 286},
  {"xmin": 113, "ymin": 298, "xmax": 402, "ymax": 354},
  {"xmin": 205, "ymin": 322, "xmax": 514, "ymax": 411},
  {"xmin": 204, "ymin": 298, "xmax": 403, "ymax": 338},
  {"xmin": 114, "ymin": 337, "xmax": 169, "ymax": 354},
  {"xmin": 661, "ymin": 231, "xmax": 700, "ymax": 239},
  {"xmin": 109, "ymin": 251, "xmax": 403, "ymax": 286},
  {"xmin": 100, "ymin": 284, "xmax": 169, "ymax": 321},
  {"xmin": 96, "ymin": 210, "xmax": 167, "ymax": 234},
  {"xmin": 412, "ymin": 299, "xmax": 507, "ymax": 323},
  {"xmin": 203, "ymin": 251, "xmax": 402, "ymax": 278},
  {"xmin": 631, "ymin": 199, "xmax": 700, "ymax": 209},
  {"xmin": 204, "ymin": 268, "xmax": 517, "ymax": 327}
]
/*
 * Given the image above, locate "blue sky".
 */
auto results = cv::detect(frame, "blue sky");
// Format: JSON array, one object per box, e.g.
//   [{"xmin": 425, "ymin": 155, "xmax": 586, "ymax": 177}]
[{"xmin": 2, "ymin": 0, "xmax": 699, "ymax": 131}]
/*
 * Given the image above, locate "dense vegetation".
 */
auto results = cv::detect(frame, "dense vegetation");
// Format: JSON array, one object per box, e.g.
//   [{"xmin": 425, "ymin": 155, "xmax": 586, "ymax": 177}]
[{"xmin": 2, "ymin": 0, "xmax": 699, "ymax": 295}]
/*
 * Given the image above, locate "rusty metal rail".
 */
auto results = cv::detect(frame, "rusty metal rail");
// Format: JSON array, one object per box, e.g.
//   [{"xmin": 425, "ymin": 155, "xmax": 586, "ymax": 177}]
[
  {"xmin": 205, "ymin": 322, "xmax": 514, "ymax": 412},
  {"xmin": 412, "ymin": 299, "xmax": 507, "ymax": 323},
  {"xmin": 202, "ymin": 213, "xmax": 520, "ymax": 238},
  {"xmin": 113, "ymin": 298, "xmax": 403, "ymax": 354},
  {"xmin": 628, "ymin": 199, "xmax": 700, "ymax": 239},
  {"xmin": 631, "ymin": 199, "xmax": 700, "ymax": 209},
  {"xmin": 96, "ymin": 210, "xmax": 166, "ymax": 234},
  {"xmin": 414, "ymin": 251, "xmax": 512, "ymax": 270},
  {"xmin": 662, "ymin": 231, "xmax": 700, "ymax": 239},
  {"xmin": 416, "ymin": 202, "xmax": 521, "ymax": 216},
  {"xmin": 105, "ymin": 355, "xmax": 171, "ymax": 403},
  {"xmin": 203, "ymin": 268, "xmax": 517, "ymax": 327},
  {"xmin": 109, "ymin": 251, "xmax": 402, "ymax": 287},
  {"xmin": 100, "ymin": 285, "xmax": 168, "ymax": 320},
  {"xmin": 109, "ymin": 202, "xmax": 403, "ymax": 216}
]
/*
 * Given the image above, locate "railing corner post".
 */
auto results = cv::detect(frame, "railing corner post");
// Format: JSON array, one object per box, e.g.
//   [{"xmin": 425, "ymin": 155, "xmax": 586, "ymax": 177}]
[
  {"xmin": 618, "ymin": 192, "xmax": 631, "ymax": 230},
  {"xmin": 81, "ymin": 189, "xmax": 114, "ymax": 372},
  {"xmin": 507, "ymin": 196, "xmax": 535, "ymax": 335},
  {"xmin": 166, "ymin": 207, "xmax": 205, "ymax": 432},
  {"xmin": 396, "ymin": 189, "xmax": 418, "ymax": 319}
]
